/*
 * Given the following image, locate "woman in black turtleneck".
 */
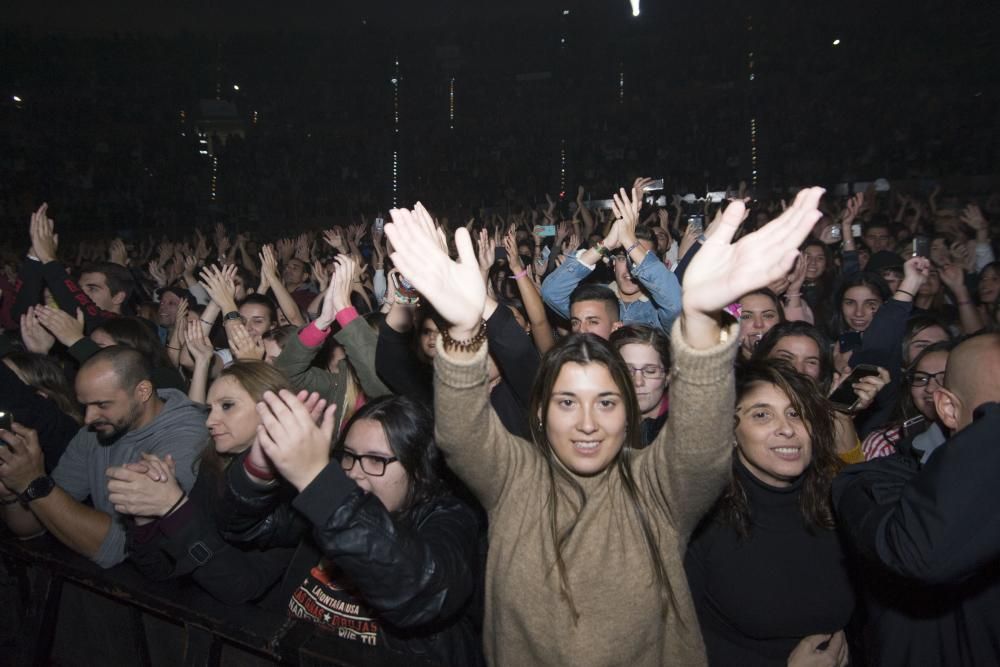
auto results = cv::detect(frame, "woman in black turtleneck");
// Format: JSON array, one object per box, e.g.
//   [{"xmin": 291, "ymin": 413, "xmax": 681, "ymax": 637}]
[{"xmin": 685, "ymin": 360, "xmax": 855, "ymax": 667}]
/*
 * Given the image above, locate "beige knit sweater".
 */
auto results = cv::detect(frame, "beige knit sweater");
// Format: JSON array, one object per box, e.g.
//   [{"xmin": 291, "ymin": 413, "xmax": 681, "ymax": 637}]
[{"xmin": 434, "ymin": 320, "xmax": 738, "ymax": 666}]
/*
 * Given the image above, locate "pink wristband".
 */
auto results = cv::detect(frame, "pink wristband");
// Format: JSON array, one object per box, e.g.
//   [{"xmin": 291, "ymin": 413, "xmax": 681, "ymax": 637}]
[
  {"xmin": 511, "ymin": 268, "xmax": 529, "ymax": 280},
  {"xmin": 335, "ymin": 306, "xmax": 359, "ymax": 328},
  {"xmin": 298, "ymin": 321, "xmax": 331, "ymax": 347}
]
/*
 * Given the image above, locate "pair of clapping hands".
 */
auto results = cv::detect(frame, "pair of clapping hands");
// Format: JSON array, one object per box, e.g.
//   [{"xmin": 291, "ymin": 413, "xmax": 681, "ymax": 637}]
[{"xmin": 106, "ymin": 390, "xmax": 340, "ymax": 522}]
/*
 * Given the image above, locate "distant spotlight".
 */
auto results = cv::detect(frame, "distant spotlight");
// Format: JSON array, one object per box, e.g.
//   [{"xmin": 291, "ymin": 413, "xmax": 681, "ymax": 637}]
[
  {"xmin": 630, "ymin": 0, "xmax": 640, "ymax": 16},
  {"xmin": 832, "ymin": 38, "xmax": 841, "ymax": 46},
  {"xmin": 233, "ymin": 84, "xmax": 240, "ymax": 91},
  {"xmin": 12, "ymin": 95, "xmax": 22, "ymax": 103},
  {"xmin": 563, "ymin": 9, "xmax": 570, "ymax": 15}
]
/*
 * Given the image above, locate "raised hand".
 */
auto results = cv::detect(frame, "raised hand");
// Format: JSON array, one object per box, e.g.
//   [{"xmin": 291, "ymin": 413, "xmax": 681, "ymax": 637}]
[
  {"xmin": 276, "ymin": 237, "xmax": 295, "ymax": 263},
  {"xmin": 683, "ymin": 187, "xmax": 825, "ymax": 320},
  {"xmin": 20, "ymin": 307, "xmax": 55, "ymax": 354},
  {"xmin": 30, "ymin": 204, "xmax": 59, "ymax": 263},
  {"xmin": 199, "ymin": 264, "xmax": 239, "ymax": 313},
  {"xmin": 322, "ymin": 228, "xmax": 347, "ymax": 252},
  {"xmin": 612, "ymin": 185, "xmax": 643, "ymax": 249},
  {"xmin": 148, "ymin": 259, "xmax": 167, "ymax": 288},
  {"xmin": 259, "ymin": 244, "xmax": 280, "ymax": 283},
  {"xmin": 294, "ymin": 233, "xmax": 311, "ymax": 261},
  {"xmin": 185, "ymin": 318, "xmax": 215, "ymax": 365},
  {"xmin": 312, "ymin": 260, "xmax": 330, "ymax": 292},
  {"xmin": 227, "ymin": 321, "xmax": 265, "ymax": 360},
  {"xmin": 34, "ymin": 306, "xmax": 85, "ymax": 348},
  {"xmin": 503, "ymin": 231, "xmax": 523, "ymax": 272},
  {"xmin": 255, "ymin": 390, "xmax": 338, "ymax": 491},
  {"xmin": 385, "ymin": 202, "xmax": 485, "ymax": 338},
  {"xmin": 109, "ymin": 239, "xmax": 129, "ymax": 267},
  {"xmin": 477, "ymin": 228, "xmax": 497, "ymax": 279},
  {"xmin": 315, "ymin": 254, "xmax": 356, "ymax": 329}
]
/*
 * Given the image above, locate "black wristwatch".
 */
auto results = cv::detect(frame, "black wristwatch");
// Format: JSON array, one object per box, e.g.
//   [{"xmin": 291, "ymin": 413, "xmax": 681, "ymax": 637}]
[
  {"xmin": 18, "ymin": 475, "xmax": 55, "ymax": 504},
  {"xmin": 223, "ymin": 310, "xmax": 242, "ymax": 322}
]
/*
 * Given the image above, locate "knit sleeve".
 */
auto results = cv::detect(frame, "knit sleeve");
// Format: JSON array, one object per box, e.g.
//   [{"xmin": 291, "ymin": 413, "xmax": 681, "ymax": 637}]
[
  {"xmin": 433, "ymin": 339, "xmax": 537, "ymax": 511},
  {"xmin": 637, "ymin": 318, "xmax": 739, "ymax": 538}
]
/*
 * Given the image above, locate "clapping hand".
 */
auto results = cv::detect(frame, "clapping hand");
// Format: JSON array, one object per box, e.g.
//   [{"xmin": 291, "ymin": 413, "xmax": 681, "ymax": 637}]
[
  {"xmin": 34, "ymin": 306, "xmax": 85, "ymax": 348},
  {"xmin": 227, "ymin": 321, "xmax": 265, "ymax": 360},
  {"xmin": 255, "ymin": 390, "xmax": 338, "ymax": 492},
  {"xmin": 20, "ymin": 306, "xmax": 55, "ymax": 354},
  {"xmin": 30, "ymin": 204, "xmax": 59, "ymax": 263},
  {"xmin": 186, "ymin": 318, "xmax": 215, "ymax": 365},
  {"xmin": 199, "ymin": 264, "xmax": 239, "ymax": 313},
  {"xmin": 386, "ymin": 202, "xmax": 485, "ymax": 340},
  {"xmin": 109, "ymin": 239, "xmax": 129, "ymax": 267}
]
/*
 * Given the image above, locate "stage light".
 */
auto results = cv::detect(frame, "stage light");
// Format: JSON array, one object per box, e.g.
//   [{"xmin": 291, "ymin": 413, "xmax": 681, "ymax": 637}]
[
  {"xmin": 233, "ymin": 84, "xmax": 240, "ymax": 91},
  {"xmin": 630, "ymin": 0, "xmax": 640, "ymax": 17},
  {"xmin": 563, "ymin": 9, "xmax": 570, "ymax": 15},
  {"xmin": 832, "ymin": 39, "xmax": 841, "ymax": 46},
  {"xmin": 12, "ymin": 95, "xmax": 22, "ymax": 103}
]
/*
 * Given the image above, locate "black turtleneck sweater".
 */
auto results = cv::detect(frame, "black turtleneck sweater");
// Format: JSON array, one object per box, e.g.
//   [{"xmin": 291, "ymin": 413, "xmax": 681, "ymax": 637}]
[{"xmin": 684, "ymin": 459, "xmax": 856, "ymax": 667}]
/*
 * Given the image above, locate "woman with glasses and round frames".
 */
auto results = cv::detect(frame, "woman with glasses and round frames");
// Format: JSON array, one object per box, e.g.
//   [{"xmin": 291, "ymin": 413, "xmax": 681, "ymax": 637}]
[
  {"xmin": 383, "ymin": 188, "xmax": 825, "ymax": 665},
  {"xmin": 861, "ymin": 341, "xmax": 955, "ymax": 461},
  {"xmin": 218, "ymin": 393, "xmax": 484, "ymax": 666},
  {"xmin": 610, "ymin": 324, "xmax": 671, "ymax": 447}
]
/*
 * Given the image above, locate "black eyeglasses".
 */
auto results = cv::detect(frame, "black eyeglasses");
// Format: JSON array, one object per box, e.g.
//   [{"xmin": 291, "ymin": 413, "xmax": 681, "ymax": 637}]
[
  {"xmin": 336, "ymin": 450, "xmax": 399, "ymax": 477},
  {"xmin": 909, "ymin": 370, "xmax": 946, "ymax": 387}
]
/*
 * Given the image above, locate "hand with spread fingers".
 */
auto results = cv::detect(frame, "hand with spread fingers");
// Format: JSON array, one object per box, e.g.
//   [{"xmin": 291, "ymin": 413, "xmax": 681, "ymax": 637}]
[
  {"xmin": 254, "ymin": 390, "xmax": 338, "ymax": 492},
  {"xmin": 385, "ymin": 202, "xmax": 486, "ymax": 341},
  {"xmin": 0, "ymin": 424, "xmax": 46, "ymax": 495}
]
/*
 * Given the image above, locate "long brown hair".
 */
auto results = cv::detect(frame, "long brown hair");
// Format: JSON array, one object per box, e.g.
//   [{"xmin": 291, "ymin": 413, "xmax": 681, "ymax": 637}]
[
  {"xmin": 528, "ymin": 334, "xmax": 673, "ymax": 622},
  {"xmin": 719, "ymin": 359, "xmax": 841, "ymax": 537},
  {"xmin": 199, "ymin": 361, "xmax": 291, "ymax": 479}
]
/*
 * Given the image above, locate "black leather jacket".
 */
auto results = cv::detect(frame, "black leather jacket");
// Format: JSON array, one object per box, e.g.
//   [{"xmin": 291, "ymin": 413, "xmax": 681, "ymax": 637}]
[{"xmin": 218, "ymin": 451, "xmax": 485, "ymax": 667}]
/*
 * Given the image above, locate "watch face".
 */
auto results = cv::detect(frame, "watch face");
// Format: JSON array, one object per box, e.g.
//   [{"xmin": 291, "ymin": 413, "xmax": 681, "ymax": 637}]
[{"xmin": 23, "ymin": 475, "xmax": 55, "ymax": 501}]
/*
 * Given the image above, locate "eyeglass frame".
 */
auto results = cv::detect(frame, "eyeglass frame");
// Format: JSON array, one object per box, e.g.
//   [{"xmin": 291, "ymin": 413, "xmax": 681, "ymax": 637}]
[
  {"xmin": 626, "ymin": 364, "xmax": 667, "ymax": 380},
  {"xmin": 908, "ymin": 370, "xmax": 946, "ymax": 387},
  {"xmin": 335, "ymin": 450, "xmax": 400, "ymax": 477}
]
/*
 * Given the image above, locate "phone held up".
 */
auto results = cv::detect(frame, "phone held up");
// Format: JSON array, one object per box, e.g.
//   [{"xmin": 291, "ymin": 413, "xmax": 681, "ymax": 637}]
[
  {"xmin": 912, "ymin": 235, "xmax": 930, "ymax": 258},
  {"xmin": 829, "ymin": 365, "xmax": 881, "ymax": 413},
  {"xmin": 0, "ymin": 411, "xmax": 12, "ymax": 448}
]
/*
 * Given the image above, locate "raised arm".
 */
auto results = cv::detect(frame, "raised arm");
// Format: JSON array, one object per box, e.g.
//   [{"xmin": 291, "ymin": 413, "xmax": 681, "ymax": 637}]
[
  {"xmin": 642, "ymin": 188, "xmax": 826, "ymax": 536},
  {"xmin": 503, "ymin": 231, "xmax": 555, "ymax": 353},
  {"xmin": 386, "ymin": 203, "xmax": 536, "ymax": 509}
]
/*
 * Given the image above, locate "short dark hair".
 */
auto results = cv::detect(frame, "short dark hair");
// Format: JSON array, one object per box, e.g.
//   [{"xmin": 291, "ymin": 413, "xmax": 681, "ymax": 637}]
[
  {"xmin": 80, "ymin": 262, "xmax": 135, "ymax": 301},
  {"xmin": 84, "ymin": 345, "xmax": 154, "ymax": 393},
  {"xmin": 569, "ymin": 283, "xmax": 620, "ymax": 321}
]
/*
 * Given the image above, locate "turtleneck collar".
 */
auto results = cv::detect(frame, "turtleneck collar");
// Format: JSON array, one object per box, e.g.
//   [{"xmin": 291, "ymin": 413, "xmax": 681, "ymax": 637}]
[{"xmin": 735, "ymin": 455, "xmax": 805, "ymax": 511}]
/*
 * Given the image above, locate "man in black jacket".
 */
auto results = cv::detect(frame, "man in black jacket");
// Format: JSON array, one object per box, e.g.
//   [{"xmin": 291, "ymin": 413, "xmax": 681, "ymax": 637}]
[{"xmin": 833, "ymin": 333, "xmax": 1000, "ymax": 666}]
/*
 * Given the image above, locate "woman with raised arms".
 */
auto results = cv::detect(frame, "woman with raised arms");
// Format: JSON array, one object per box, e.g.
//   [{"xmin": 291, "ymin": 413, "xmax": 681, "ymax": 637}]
[{"xmin": 384, "ymin": 186, "xmax": 825, "ymax": 665}]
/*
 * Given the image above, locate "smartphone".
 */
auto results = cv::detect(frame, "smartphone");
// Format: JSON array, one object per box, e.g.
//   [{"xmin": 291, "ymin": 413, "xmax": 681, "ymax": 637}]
[
  {"xmin": 687, "ymin": 215, "xmax": 704, "ymax": 235},
  {"xmin": 373, "ymin": 217, "xmax": 385, "ymax": 234},
  {"xmin": 838, "ymin": 330, "xmax": 863, "ymax": 353},
  {"xmin": 912, "ymin": 235, "xmax": 930, "ymax": 258},
  {"xmin": 0, "ymin": 410, "xmax": 12, "ymax": 433},
  {"xmin": 534, "ymin": 224, "xmax": 556, "ymax": 237},
  {"xmin": 643, "ymin": 179, "xmax": 665, "ymax": 192},
  {"xmin": 829, "ymin": 225, "xmax": 842, "ymax": 241},
  {"xmin": 829, "ymin": 364, "xmax": 881, "ymax": 412},
  {"xmin": 851, "ymin": 223, "xmax": 863, "ymax": 238},
  {"xmin": 391, "ymin": 272, "xmax": 419, "ymax": 298},
  {"xmin": 495, "ymin": 247, "xmax": 509, "ymax": 262},
  {"xmin": 901, "ymin": 415, "xmax": 928, "ymax": 441},
  {"xmin": 706, "ymin": 191, "xmax": 726, "ymax": 203}
]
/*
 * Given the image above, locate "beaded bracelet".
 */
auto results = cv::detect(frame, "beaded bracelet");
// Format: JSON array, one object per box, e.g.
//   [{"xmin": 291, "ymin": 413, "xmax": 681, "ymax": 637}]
[
  {"xmin": 440, "ymin": 320, "xmax": 488, "ymax": 354},
  {"xmin": 394, "ymin": 291, "xmax": 420, "ymax": 305}
]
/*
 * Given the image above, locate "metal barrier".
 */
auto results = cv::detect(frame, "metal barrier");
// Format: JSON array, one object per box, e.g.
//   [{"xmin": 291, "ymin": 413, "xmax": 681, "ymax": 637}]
[{"xmin": 0, "ymin": 533, "xmax": 435, "ymax": 667}]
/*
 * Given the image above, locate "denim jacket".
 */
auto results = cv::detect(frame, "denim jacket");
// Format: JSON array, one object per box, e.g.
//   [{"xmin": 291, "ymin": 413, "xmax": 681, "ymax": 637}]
[{"xmin": 540, "ymin": 251, "xmax": 681, "ymax": 332}]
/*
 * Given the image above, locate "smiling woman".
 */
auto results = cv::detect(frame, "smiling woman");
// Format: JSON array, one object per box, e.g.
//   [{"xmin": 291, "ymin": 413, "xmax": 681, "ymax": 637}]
[{"xmin": 685, "ymin": 360, "xmax": 853, "ymax": 666}]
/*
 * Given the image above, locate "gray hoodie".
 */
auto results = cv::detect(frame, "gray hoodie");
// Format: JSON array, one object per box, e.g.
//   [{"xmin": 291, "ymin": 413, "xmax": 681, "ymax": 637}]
[{"xmin": 52, "ymin": 389, "xmax": 208, "ymax": 568}]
